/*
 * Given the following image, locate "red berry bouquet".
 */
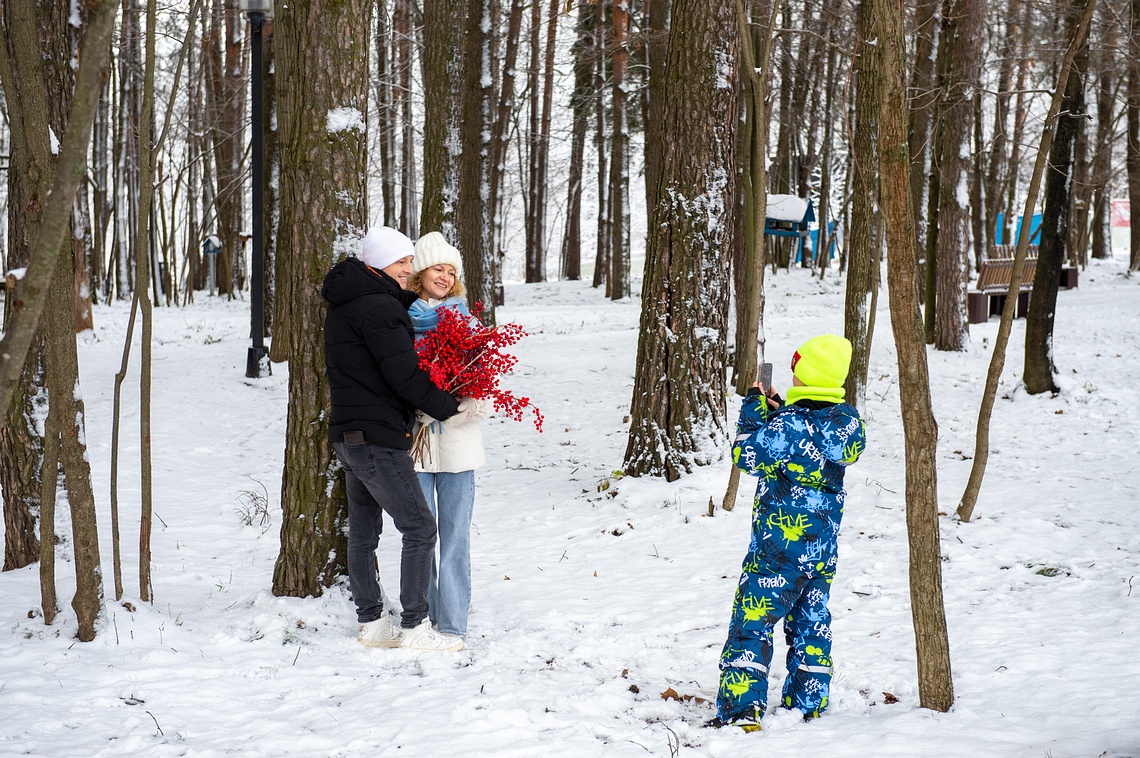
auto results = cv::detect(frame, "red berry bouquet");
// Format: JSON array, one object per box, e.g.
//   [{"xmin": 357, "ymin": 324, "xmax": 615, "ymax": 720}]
[{"xmin": 412, "ymin": 303, "xmax": 543, "ymax": 461}]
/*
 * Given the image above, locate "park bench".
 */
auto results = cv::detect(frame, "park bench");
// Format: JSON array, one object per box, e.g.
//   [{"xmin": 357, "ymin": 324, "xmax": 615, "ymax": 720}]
[{"xmin": 967, "ymin": 244, "xmax": 1079, "ymax": 324}]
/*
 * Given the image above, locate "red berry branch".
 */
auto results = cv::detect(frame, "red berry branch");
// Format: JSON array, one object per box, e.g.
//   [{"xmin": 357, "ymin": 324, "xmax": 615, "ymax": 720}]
[{"xmin": 416, "ymin": 303, "xmax": 544, "ymax": 432}]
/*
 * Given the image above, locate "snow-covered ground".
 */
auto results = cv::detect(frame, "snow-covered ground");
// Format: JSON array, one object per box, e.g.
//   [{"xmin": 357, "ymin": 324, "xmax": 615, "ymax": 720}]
[{"xmin": 1, "ymin": 257, "xmax": 1138, "ymax": 757}]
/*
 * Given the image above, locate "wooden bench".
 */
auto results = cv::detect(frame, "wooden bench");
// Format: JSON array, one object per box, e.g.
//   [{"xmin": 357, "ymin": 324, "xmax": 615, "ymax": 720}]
[
  {"xmin": 967, "ymin": 243, "xmax": 1079, "ymax": 324},
  {"xmin": 967, "ymin": 246, "xmax": 1036, "ymax": 324}
]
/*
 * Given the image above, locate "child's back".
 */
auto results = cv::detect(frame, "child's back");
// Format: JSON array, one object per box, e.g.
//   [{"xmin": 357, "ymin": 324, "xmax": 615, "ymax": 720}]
[{"xmin": 714, "ymin": 335, "xmax": 866, "ymax": 728}]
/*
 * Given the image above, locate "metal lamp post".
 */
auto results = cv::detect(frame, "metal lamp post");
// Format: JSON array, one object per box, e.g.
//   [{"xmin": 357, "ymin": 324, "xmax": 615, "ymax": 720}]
[{"xmin": 240, "ymin": 0, "xmax": 273, "ymax": 378}]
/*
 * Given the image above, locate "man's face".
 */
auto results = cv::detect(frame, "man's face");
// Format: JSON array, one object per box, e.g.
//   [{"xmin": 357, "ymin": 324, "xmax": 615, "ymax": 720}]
[{"xmin": 381, "ymin": 255, "xmax": 414, "ymax": 288}]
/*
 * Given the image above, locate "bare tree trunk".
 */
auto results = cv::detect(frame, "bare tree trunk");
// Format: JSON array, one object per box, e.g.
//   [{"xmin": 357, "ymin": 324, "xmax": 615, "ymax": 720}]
[
  {"xmin": 0, "ymin": 0, "xmax": 119, "ymax": 436},
  {"xmin": 375, "ymin": 0, "xmax": 398, "ymax": 228},
  {"xmin": 92, "ymin": 72, "xmax": 111, "ymax": 303},
  {"xmin": 110, "ymin": 297, "xmax": 140, "ymax": 601},
  {"xmin": 922, "ymin": 0, "xmax": 951, "ymax": 343},
  {"xmin": 933, "ymin": 0, "xmax": 984, "ymax": 352},
  {"xmin": 609, "ymin": 0, "xmax": 630, "ymax": 299},
  {"xmin": 38, "ymin": 403, "xmax": 60, "ymax": 623},
  {"xmin": 263, "ymin": 20, "xmax": 278, "ymax": 338},
  {"xmin": 525, "ymin": 0, "xmax": 558, "ymax": 285},
  {"xmin": 1003, "ymin": 0, "xmax": 1033, "ymax": 247},
  {"xmin": 136, "ymin": 0, "xmax": 158, "ymax": 602},
  {"xmin": 984, "ymin": 2, "xmax": 1016, "ymax": 253},
  {"xmin": 116, "ymin": 0, "xmax": 141, "ymax": 302},
  {"xmin": 723, "ymin": 0, "xmax": 777, "ymax": 511},
  {"xmin": 592, "ymin": 0, "xmax": 610, "ymax": 290},
  {"xmin": 815, "ymin": 5, "xmax": 838, "ymax": 280},
  {"xmin": 420, "ymin": 0, "xmax": 462, "ymax": 238},
  {"xmin": 875, "ymin": 0, "xmax": 954, "ymax": 711},
  {"xmin": 644, "ymin": 0, "xmax": 670, "ymax": 224},
  {"xmin": 561, "ymin": 0, "xmax": 592, "ymax": 282},
  {"xmin": 958, "ymin": 0, "xmax": 1096, "ymax": 521},
  {"xmin": 1024, "ymin": 0, "xmax": 1089, "ymax": 395},
  {"xmin": 625, "ymin": 0, "xmax": 739, "ymax": 481},
  {"xmin": 1067, "ymin": 96, "xmax": 1092, "ymax": 267},
  {"xmin": 73, "ymin": 187, "xmax": 95, "ymax": 332},
  {"xmin": 396, "ymin": 0, "xmax": 417, "ymax": 238},
  {"xmin": 489, "ymin": 0, "xmax": 524, "ymax": 299},
  {"xmin": 1089, "ymin": 30, "xmax": 1115, "ymax": 261},
  {"xmin": 732, "ymin": 0, "xmax": 777, "ymax": 396},
  {"xmin": 456, "ymin": 0, "xmax": 493, "ymax": 315},
  {"xmin": 185, "ymin": 8, "xmax": 204, "ymax": 296},
  {"xmin": 844, "ymin": 0, "xmax": 880, "ymax": 410},
  {"xmin": 204, "ymin": 0, "xmax": 245, "ymax": 298},
  {"xmin": 272, "ymin": 0, "xmax": 369, "ymax": 596},
  {"xmin": 44, "ymin": 220, "xmax": 105, "ymax": 641},
  {"xmin": 969, "ymin": 89, "xmax": 985, "ymax": 272},
  {"xmin": 1129, "ymin": 0, "xmax": 1140, "ymax": 271},
  {"xmin": 908, "ymin": 0, "xmax": 939, "ymax": 283}
]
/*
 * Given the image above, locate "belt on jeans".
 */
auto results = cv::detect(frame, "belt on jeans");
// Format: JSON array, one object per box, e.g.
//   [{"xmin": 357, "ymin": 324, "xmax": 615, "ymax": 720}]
[{"xmin": 343, "ymin": 430, "xmax": 365, "ymax": 444}]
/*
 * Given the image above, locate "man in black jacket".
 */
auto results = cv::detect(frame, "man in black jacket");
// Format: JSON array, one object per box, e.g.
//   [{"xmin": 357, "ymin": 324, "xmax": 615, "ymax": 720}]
[{"xmin": 323, "ymin": 226, "xmax": 472, "ymax": 652}]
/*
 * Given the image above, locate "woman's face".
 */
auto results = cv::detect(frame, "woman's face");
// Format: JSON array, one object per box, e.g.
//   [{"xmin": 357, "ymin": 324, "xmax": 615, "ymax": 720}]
[{"xmin": 420, "ymin": 264, "xmax": 456, "ymax": 299}]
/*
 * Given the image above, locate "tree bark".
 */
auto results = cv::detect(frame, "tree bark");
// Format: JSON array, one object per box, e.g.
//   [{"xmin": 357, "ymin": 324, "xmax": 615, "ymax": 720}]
[
  {"xmin": 609, "ymin": 0, "xmax": 630, "ymax": 299},
  {"xmin": 625, "ymin": 0, "xmax": 739, "ymax": 481},
  {"xmin": 0, "ymin": 0, "xmax": 119, "ymax": 431},
  {"xmin": 489, "ymin": 0, "xmax": 525, "ymax": 300},
  {"xmin": 723, "ymin": 0, "xmax": 777, "ymax": 511},
  {"xmin": 136, "ymin": 0, "xmax": 159, "ymax": 601},
  {"xmin": 876, "ymin": 0, "xmax": 954, "ymax": 712},
  {"xmin": 44, "ymin": 217, "xmax": 105, "ymax": 642},
  {"xmin": 271, "ymin": 0, "xmax": 369, "ymax": 597},
  {"xmin": 456, "ymin": 0, "xmax": 493, "ymax": 314},
  {"xmin": 933, "ymin": 0, "xmax": 984, "ymax": 352},
  {"xmin": 375, "ymin": 0, "xmax": 398, "ymax": 228},
  {"xmin": 844, "ymin": 0, "xmax": 880, "ymax": 410},
  {"xmin": 592, "ymin": 0, "xmax": 610, "ymax": 290},
  {"xmin": 203, "ymin": 0, "xmax": 245, "ymax": 298},
  {"xmin": 420, "ymin": 0, "xmax": 462, "ymax": 238},
  {"xmin": 396, "ymin": 0, "xmax": 417, "ymax": 238},
  {"xmin": 1024, "ymin": 0, "xmax": 1089, "ymax": 395},
  {"xmin": 560, "ymin": 0, "xmax": 592, "ymax": 282},
  {"xmin": 1089, "ymin": 31, "xmax": 1115, "ymax": 261},
  {"xmin": 644, "ymin": 0, "xmax": 670, "ymax": 224},
  {"xmin": 908, "ymin": 0, "xmax": 939, "ymax": 282},
  {"xmin": 958, "ymin": 0, "xmax": 1096, "ymax": 521},
  {"xmin": 983, "ymin": 2, "xmax": 1016, "ymax": 254},
  {"xmin": 1129, "ymin": 0, "xmax": 1140, "ymax": 271}
]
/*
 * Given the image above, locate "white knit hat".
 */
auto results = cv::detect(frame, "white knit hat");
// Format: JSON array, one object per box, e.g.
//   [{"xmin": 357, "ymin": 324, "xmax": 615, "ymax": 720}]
[
  {"xmin": 360, "ymin": 226, "xmax": 414, "ymax": 271},
  {"xmin": 413, "ymin": 231, "xmax": 463, "ymax": 278}
]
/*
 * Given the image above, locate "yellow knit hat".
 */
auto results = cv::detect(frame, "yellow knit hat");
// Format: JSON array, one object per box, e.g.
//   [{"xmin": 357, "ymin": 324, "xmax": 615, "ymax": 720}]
[{"xmin": 791, "ymin": 334, "xmax": 852, "ymax": 389}]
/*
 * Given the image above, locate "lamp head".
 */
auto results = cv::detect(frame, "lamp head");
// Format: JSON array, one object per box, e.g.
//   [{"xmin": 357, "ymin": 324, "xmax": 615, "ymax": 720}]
[{"xmin": 238, "ymin": 0, "xmax": 273, "ymax": 19}]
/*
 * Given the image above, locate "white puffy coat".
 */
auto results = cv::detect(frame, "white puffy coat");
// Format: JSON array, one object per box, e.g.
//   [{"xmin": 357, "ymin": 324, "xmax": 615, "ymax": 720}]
[{"xmin": 414, "ymin": 398, "xmax": 489, "ymax": 473}]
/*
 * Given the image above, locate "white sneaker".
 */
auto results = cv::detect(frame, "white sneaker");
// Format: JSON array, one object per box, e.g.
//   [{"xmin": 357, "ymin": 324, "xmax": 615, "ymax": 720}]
[
  {"xmin": 398, "ymin": 619, "xmax": 464, "ymax": 652},
  {"xmin": 357, "ymin": 615, "xmax": 402, "ymax": 648}
]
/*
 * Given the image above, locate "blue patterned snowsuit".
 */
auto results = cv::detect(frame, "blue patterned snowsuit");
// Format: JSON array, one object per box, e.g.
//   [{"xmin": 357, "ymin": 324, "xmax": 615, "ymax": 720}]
[{"xmin": 716, "ymin": 390, "xmax": 865, "ymax": 722}]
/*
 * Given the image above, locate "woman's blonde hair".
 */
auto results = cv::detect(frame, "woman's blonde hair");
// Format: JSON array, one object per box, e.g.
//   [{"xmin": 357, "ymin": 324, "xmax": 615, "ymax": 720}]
[{"xmin": 407, "ymin": 267, "xmax": 466, "ymax": 300}]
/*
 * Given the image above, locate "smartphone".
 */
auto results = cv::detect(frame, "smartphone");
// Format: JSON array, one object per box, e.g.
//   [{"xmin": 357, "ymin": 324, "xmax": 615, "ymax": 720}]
[{"xmin": 759, "ymin": 362, "xmax": 773, "ymax": 393}]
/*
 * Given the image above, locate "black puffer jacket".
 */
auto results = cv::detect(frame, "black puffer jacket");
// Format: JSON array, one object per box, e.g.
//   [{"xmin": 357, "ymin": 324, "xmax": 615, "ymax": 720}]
[{"xmin": 322, "ymin": 257, "xmax": 459, "ymax": 448}]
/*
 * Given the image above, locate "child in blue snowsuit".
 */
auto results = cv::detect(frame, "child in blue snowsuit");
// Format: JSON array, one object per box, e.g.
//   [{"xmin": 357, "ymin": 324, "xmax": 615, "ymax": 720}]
[{"xmin": 715, "ymin": 334, "xmax": 866, "ymax": 727}]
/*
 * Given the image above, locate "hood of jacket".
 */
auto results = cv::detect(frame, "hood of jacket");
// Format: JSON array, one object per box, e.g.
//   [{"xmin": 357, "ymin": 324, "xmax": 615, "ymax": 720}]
[
  {"xmin": 322, "ymin": 256, "xmax": 416, "ymax": 309},
  {"xmin": 791, "ymin": 401, "xmax": 865, "ymax": 466}
]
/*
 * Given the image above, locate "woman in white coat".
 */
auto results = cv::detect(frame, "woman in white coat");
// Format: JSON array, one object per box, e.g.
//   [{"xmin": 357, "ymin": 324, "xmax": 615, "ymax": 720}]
[{"xmin": 408, "ymin": 232, "xmax": 489, "ymax": 638}]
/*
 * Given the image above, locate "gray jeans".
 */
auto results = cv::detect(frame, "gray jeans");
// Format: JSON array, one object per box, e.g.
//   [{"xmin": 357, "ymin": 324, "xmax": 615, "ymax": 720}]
[{"xmin": 333, "ymin": 440, "xmax": 437, "ymax": 628}]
